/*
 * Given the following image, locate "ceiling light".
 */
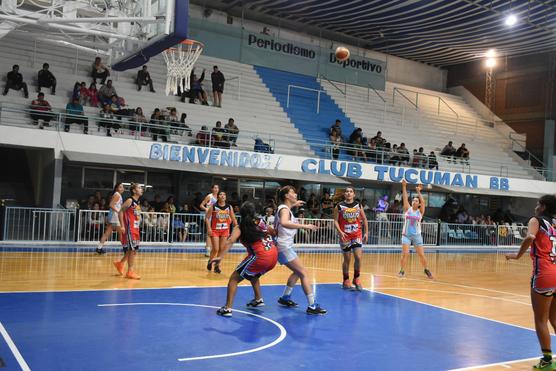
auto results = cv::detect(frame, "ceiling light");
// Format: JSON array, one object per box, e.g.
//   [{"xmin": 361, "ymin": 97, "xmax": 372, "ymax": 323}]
[
  {"xmin": 485, "ymin": 49, "xmax": 496, "ymax": 58},
  {"xmin": 505, "ymin": 14, "xmax": 517, "ymax": 26},
  {"xmin": 485, "ymin": 58, "xmax": 496, "ymax": 68}
]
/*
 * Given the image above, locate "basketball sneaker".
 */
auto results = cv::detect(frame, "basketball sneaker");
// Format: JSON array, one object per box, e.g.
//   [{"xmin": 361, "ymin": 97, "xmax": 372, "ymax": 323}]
[
  {"xmin": 277, "ymin": 296, "xmax": 298, "ymax": 307},
  {"xmin": 342, "ymin": 279, "xmax": 353, "ymax": 290},
  {"xmin": 353, "ymin": 278, "xmax": 363, "ymax": 291},
  {"xmin": 96, "ymin": 248, "xmax": 106, "ymax": 255},
  {"xmin": 306, "ymin": 304, "xmax": 327, "ymax": 315},
  {"xmin": 398, "ymin": 270, "xmax": 405, "ymax": 278},
  {"xmin": 125, "ymin": 271, "xmax": 141, "ymax": 280},
  {"xmin": 424, "ymin": 269, "xmax": 434, "ymax": 279},
  {"xmin": 533, "ymin": 358, "xmax": 555, "ymax": 370},
  {"xmin": 246, "ymin": 298, "xmax": 265, "ymax": 307},
  {"xmin": 113, "ymin": 261, "xmax": 124, "ymax": 276},
  {"xmin": 206, "ymin": 259, "xmax": 213, "ymax": 272},
  {"xmin": 213, "ymin": 263, "xmax": 222, "ymax": 274},
  {"xmin": 216, "ymin": 306, "xmax": 232, "ymax": 317}
]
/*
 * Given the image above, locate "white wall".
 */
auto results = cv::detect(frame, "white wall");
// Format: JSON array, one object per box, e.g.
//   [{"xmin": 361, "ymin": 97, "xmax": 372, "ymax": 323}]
[{"xmin": 190, "ymin": 4, "xmax": 447, "ymax": 92}]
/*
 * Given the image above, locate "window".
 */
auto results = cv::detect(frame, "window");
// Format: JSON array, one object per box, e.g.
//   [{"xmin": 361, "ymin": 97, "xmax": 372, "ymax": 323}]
[
  {"xmin": 116, "ymin": 170, "xmax": 145, "ymax": 186},
  {"xmin": 83, "ymin": 168, "xmax": 114, "ymax": 190}
]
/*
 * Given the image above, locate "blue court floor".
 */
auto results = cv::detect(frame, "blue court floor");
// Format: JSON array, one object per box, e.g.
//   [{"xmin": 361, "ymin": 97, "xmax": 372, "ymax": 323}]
[{"xmin": 0, "ymin": 284, "xmax": 546, "ymax": 371}]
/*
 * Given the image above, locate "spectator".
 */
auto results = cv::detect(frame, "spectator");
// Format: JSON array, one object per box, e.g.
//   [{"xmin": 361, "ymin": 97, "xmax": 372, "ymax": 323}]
[
  {"xmin": 77, "ymin": 82, "xmax": 88, "ymax": 105},
  {"xmin": 3, "ymin": 65, "xmax": 28, "ymax": 98},
  {"xmin": 141, "ymin": 199, "xmax": 150, "ymax": 212},
  {"xmin": 381, "ymin": 142, "xmax": 391, "ymax": 165},
  {"xmin": 349, "ymin": 128, "xmax": 364, "ymax": 144},
  {"xmin": 71, "ymin": 82, "xmax": 82, "ymax": 102},
  {"xmin": 307, "ymin": 193, "xmax": 320, "ymax": 216},
  {"xmin": 212, "ymin": 120, "xmax": 228, "ymax": 148},
  {"xmin": 428, "ymin": 151, "xmax": 439, "ymax": 170},
  {"xmin": 412, "ymin": 147, "xmax": 426, "ymax": 168},
  {"xmin": 191, "ymin": 68, "xmax": 209, "ymax": 105},
  {"xmin": 411, "ymin": 149, "xmax": 419, "ymax": 167},
  {"xmin": 456, "ymin": 143, "xmax": 470, "ymax": 165},
  {"xmin": 263, "ymin": 207, "xmax": 275, "ymax": 225},
  {"xmin": 131, "ymin": 107, "xmax": 148, "ymax": 135},
  {"xmin": 143, "ymin": 207, "xmax": 158, "ymax": 238},
  {"xmin": 91, "ymin": 57, "xmax": 110, "ymax": 85},
  {"xmin": 98, "ymin": 80, "xmax": 117, "ymax": 104},
  {"xmin": 136, "ymin": 65, "xmax": 155, "ymax": 92},
  {"xmin": 107, "ymin": 95, "xmax": 123, "ymax": 118},
  {"xmin": 178, "ymin": 113, "xmax": 193, "ymax": 137},
  {"xmin": 352, "ymin": 136, "xmax": 367, "ymax": 162},
  {"xmin": 254, "ymin": 137, "xmax": 273, "ymax": 153},
  {"xmin": 166, "ymin": 107, "xmax": 181, "ymax": 135},
  {"xmin": 320, "ymin": 192, "xmax": 334, "ymax": 218},
  {"xmin": 30, "ymin": 92, "xmax": 54, "ymax": 129},
  {"xmin": 225, "ymin": 118, "xmax": 239, "ymax": 146},
  {"xmin": 151, "ymin": 194, "xmax": 162, "ymax": 211},
  {"xmin": 196, "ymin": 125, "xmax": 212, "ymax": 147},
  {"xmin": 329, "ymin": 127, "xmax": 342, "ymax": 160},
  {"xmin": 368, "ymin": 138, "xmax": 377, "ymax": 163},
  {"xmin": 98, "ymin": 103, "xmax": 117, "ymax": 137},
  {"xmin": 65, "ymin": 97, "xmax": 88, "ymax": 134},
  {"xmin": 150, "ymin": 108, "xmax": 168, "ymax": 142},
  {"xmin": 37, "ymin": 63, "xmax": 56, "ymax": 95},
  {"xmin": 371, "ymin": 131, "xmax": 386, "ymax": 149},
  {"xmin": 166, "ymin": 196, "xmax": 177, "ymax": 214},
  {"xmin": 211, "ymin": 65, "xmax": 225, "ymax": 107},
  {"xmin": 87, "ymin": 82, "xmax": 99, "ymax": 107},
  {"xmin": 373, "ymin": 195, "xmax": 389, "ymax": 221},
  {"xmin": 329, "ymin": 119, "xmax": 343, "ymax": 139},
  {"xmin": 88, "ymin": 202, "xmax": 104, "ymax": 233},
  {"xmin": 440, "ymin": 141, "xmax": 457, "ymax": 163},
  {"xmin": 397, "ymin": 143, "xmax": 410, "ymax": 165},
  {"xmin": 390, "ymin": 199, "xmax": 402, "ymax": 214}
]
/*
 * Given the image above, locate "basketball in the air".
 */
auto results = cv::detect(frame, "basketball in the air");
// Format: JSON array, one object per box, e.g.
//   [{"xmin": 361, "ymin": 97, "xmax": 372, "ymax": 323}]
[{"xmin": 335, "ymin": 46, "xmax": 350, "ymax": 62}]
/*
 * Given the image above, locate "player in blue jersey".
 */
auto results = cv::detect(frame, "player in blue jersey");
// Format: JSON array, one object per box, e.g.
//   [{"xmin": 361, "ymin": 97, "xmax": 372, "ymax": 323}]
[{"xmin": 398, "ymin": 179, "xmax": 433, "ymax": 279}]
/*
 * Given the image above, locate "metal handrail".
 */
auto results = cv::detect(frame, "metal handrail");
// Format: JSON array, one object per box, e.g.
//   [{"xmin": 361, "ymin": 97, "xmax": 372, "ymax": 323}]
[
  {"xmin": 393, "ymin": 87, "xmax": 418, "ymax": 110},
  {"xmin": 318, "ymin": 74, "xmax": 345, "ymax": 96},
  {"xmin": 508, "ymin": 134, "xmax": 546, "ymax": 168},
  {"xmin": 438, "ymin": 97, "xmax": 459, "ymax": 118},
  {"xmin": 286, "ymin": 84, "xmax": 325, "ymax": 113},
  {"xmin": 368, "ymin": 84, "xmax": 386, "ymax": 103}
]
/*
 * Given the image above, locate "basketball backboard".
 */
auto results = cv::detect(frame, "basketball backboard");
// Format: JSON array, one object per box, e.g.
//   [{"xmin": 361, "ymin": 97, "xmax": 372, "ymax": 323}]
[{"xmin": 111, "ymin": 0, "xmax": 189, "ymax": 71}]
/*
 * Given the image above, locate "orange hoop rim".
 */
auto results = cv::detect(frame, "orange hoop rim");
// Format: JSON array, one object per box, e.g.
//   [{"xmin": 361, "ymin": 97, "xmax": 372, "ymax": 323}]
[{"xmin": 165, "ymin": 39, "xmax": 204, "ymax": 53}]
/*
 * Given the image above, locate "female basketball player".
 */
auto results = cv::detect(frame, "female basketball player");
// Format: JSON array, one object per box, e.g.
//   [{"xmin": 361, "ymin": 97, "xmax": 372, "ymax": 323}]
[
  {"xmin": 199, "ymin": 184, "xmax": 219, "ymax": 258},
  {"xmin": 334, "ymin": 186, "xmax": 368, "ymax": 291},
  {"xmin": 213, "ymin": 202, "xmax": 278, "ymax": 317},
  {"xmin": 96, "ymin": 182, "xmax": 124, "ymax": 255},
  {"xmin": 205, "ymin": 191, "xmax": 238, "ymax": 273},
  {"xmin": 113, "ymin": 183, "xmax": 143, "ymax": 280},
  {"xmin": 275, "ymin": 185, "xmax": 327, "ymax": 315},
  {"xmin": 506, "ymin": 195, "xmax": 556, "ymax": 370},
  {"xmin": 398, "ymin": 179, "xmax": 433, "ymax": 279}
]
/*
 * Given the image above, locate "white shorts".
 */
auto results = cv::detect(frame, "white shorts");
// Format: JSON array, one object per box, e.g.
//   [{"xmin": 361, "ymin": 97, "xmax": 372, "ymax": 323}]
[
  {"xmin": 401, "ymin": 234, "xmax": 423, "ymax": 247},
  {"xmin": 107, "ymin": 210, "xmax": 120, "ymax": 226},
  {"xmin": 278, "ymin": 247, "xmax": 298, "ymax": 265}
]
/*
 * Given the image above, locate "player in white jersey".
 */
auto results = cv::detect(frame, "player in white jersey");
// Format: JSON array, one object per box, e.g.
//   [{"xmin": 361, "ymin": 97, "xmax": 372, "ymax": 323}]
[
  {"xmin": 398, "ymin": 179, "xmax": 433, "ymax": 279},
  {"xmin": 96, "ymin": 182, "xmax": 124, "ymax": 254},
  {"xmin": 199, "ymin": 184, "xmax": 219, "ymax": 259},
  {"xmin": 275, "ymin": 185, "xmax": 327, "ymax": 315}
]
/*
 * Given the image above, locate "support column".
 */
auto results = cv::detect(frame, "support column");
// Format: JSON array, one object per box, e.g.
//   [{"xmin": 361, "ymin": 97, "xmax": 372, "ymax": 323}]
[{"xmin": 545, "ymin": 120, "xmax": 555, "ymax": 181}]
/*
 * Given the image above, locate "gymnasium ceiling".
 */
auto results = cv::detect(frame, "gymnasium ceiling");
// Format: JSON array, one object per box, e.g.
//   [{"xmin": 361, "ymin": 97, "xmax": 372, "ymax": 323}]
[{"xmin": 196, "ymin": 0, "xmax": 556, "ymax": 67}]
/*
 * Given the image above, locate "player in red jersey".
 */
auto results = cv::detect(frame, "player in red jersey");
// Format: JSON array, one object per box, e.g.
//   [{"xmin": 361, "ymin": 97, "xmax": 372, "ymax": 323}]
[
  {"xmin": 506, "ymin": 195, "xmax": 556, "ymax": 370},
  {"xmin": 334, "ymin": 186, "xmax": 368, "ymax": 291},
  {"xmin": 205, "ymin": 191, "xmax": 238, "ymax": 273},
  {"xmin": 113, "ymin": 183, "xmax": 143, "ymax": 280},
  {"xmin": 212, "ymin": 202, "xmax": 278, "ymax": 317}
]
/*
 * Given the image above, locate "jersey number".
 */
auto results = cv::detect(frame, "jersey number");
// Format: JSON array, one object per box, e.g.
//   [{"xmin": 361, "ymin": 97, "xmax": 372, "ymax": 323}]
[
  {"xmin": 215, "ymin": 223, "xmax": 228, "ymax": 230},
  {"xmin": 343, "ymin": 224, "xmax": 359, "ymax": 233}
]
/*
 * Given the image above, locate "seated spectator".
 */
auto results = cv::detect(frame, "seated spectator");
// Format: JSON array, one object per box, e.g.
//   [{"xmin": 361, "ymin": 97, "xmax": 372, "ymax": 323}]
[
  {"xmin": 371, "ymin": 131, "xmax": 386, "ymax": 149},
  {"xmin": 440, "ymin": 141, "xmax": 457, "ymax": 162},
  {"xmin": 329, "ymin": 119, "xmax": 343, "ymax": 139},
  {"xmin": 178, "ymin": 113, "xmax": 193, "ymax": 137},
  {"xmin": 321, "ymin": 192, "xmax": 334, "ymax": 218},
  {"xmin": 78, "ymin": 82, "xmax": 88, "ymax": 105},
  {"xmin": 329, "ymin": 127, "xmax": 342, "ymax": 160},
  {"xmin": 166, "ymin": 196, "xmax": 177, "ymax": 214},
  {"xmin": 414, "ymin": 147, "xmax": 426, "ymax": 168},
  {"xmin": 225, "ymin": 118, "xmax": 239, "ymax": 146},
  {"xmin": 389, "ymin": 144, "xmax": 400, "ymax": 165},
  {"xmin": 130, "ymin": 107, "xmax": 148, "ymax": 135},
  {"xmin": 196, "ymin": 125, "xmax": 213, "ymax": 147},
  {"xmin": 141, "ymin": 199, "xmax": 150, "ymax": 212},
  {"xmin": 150, "ymin": 108, "xmax": 168, "ymax": 142},
  {"xmin": 71, "ymin": 81, "xmax": 81, "ymax": 101},
  {"xmin": 98, "ymin": 80, "xmax": 117, "ymax": 104},
  {"xmin": 37, "ymin": 63, "xmax": 56, "ymax": 95},
  {"xmin": 397, "ymin": 143, "xmax": 410, "ymax": 165},
  {"xmin": 98, "ymin": 104, "xmax": 118, "ymax": 136},
  {"xmin": 368, "ymin": 138, "xmax": 378, "ymax": 163},
  {"xmin": 136, "ymin": 65, "xmax": 155, "ymax": 92},
  {"xmin": 87, "ymin": 82, "xmax": 99, "ymax": 107},
  {"xmin": 212, "ymin": 121, "xmax": 228, "ymax": 148},
  {"xmin": 65, "ymin": 97, "xmax": 88, "ymax": 133},
  {"xmin": 166, "ymin": 107, "xmax": 181, "ymax": 135},
  {"xmin": 91, "ymin": 57, "xmax": 110, "ymax": 85},
  {"xmin": 456, "ymin": 143, "xmax": 470, "ymax": 164},
  {"xmin": 30, "ymin": 92, "xmax": 54, "ymax": 129},
  {"xmin": 254, "ymin": 137, "xmax": 273, "ymax": 153},
  {"xmin": 88, "ymin": 202, "xmax": 104, "ymax": 233},
  {"xmin": 191, "ymin": 68, "xmax": 209, "ymax": 105},
  {"xmin": 349, "ymin": 128, "xmax": 363, "ymax": 144},
  {"xmin": 428, "ymin": 151, "xmax": 439, "ymax": 170},
  {"xmin": 3, "ymin": 65, "xmax": 28, "ymax": 98},
  {"xmin": 263, "ymin": 207, "xmax": 275, "ymax": 225},
  {"xmin": 211, "ymin": 65, "xmax": 225, "ymax": 107},
  {"xmin": 352, "ymin": 136, "xmax": 367, "ymax": 162},
  {"xmin": 411, "ymin": 149, "xmax": 419, "ymax": 167}
]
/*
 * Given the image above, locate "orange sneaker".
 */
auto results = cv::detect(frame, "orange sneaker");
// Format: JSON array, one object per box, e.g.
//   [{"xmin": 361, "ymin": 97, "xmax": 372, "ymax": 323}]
[
  {"xmin": 342, "ymin": 279, "xmax": 353, "ymax": 290},
  {"xmin": 125, "ymin": 271, "xmax": 141, "ymax": 280},
  {"xmin": 113, "ymin": 261, "xmax": 124, "ymax": 276},
  {"xmin": 353, "ymin": 277, "xmax": 363, "ymax": 291}
]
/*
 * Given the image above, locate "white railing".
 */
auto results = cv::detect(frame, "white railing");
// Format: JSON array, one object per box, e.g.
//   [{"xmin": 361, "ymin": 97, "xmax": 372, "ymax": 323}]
[
  {"xmin": 3, "ymin": 207, "xmax": 76, "ymax": 241},
  {"xmin": 286, "ymin": 84, "xmax": 325, "ymax": 113}
]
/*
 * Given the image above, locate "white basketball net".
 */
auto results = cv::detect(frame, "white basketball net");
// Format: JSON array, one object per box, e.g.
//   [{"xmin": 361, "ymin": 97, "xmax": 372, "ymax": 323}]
[{"xmin": 162, "ymin": 41, "xmax": 204, "ymax": 96}]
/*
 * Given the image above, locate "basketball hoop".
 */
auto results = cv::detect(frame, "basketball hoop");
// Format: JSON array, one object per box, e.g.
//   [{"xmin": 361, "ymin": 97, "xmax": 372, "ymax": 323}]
[{"xmin": 162, "ymin": 40, "xmax": 204, "ymax": 96}]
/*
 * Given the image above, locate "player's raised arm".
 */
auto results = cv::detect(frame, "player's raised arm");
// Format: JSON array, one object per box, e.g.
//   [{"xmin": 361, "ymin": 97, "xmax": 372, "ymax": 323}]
[{"xmin": 401, "ymin": 179, "xmax": 410, "ymax": 212}]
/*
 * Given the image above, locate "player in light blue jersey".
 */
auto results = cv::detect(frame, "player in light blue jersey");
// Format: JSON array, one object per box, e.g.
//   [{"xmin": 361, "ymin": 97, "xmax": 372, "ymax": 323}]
[{"xmin": 398, "ymin": 179, "xmax": 433, "ymax": 279}]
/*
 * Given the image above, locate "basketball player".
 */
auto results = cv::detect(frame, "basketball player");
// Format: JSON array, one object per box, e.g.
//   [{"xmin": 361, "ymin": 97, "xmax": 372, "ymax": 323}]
[
  {"xmin": 205, "ymin": 191, "xmax": 238, "ymax": 273},
  {"xmin": 96, "ymin": 182, "xmax": 124, "ymax": 254},
  {"xmin": 334, "ymin": 186, "xmax": 368, "ymax": 291},
  {"xmin": 398, "ymin": 179, "xmax": 433, "ymax": 279},
  {"xmin": 275, "ymin": 186, "xmax": 327, "ymax": 315},
  {"xmin": 506, "ymin": 195, "xmax": 556, "ymax": 370},
  {"xmin": 113, "ymin": 183, "xmax": 143, "ymax": 280},
  {"xmin": 199, "ymin": 184, "xmax": 219, "ymax": 258},
  {"xmin": 213, "ymin": 202, "xmax": 278, "ymax": 317}
]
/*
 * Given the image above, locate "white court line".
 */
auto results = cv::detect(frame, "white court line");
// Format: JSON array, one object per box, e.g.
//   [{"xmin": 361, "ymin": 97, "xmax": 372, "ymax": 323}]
[
  {"xmin": 0, "ymin": 321, "xmax": 30, "ymax": 371},
  {"xmin": 97, "ymin": 302, "xmax": 287, "ymax": 362},
  {"xmin": 447, "ymin": 356, "xmax": 539, "ymax": 370}
]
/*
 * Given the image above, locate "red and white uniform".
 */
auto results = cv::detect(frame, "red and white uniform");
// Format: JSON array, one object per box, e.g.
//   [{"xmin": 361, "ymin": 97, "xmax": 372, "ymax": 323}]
[
  {"xmin": 531, "ymin": 216, "xmax": 556, "ymax": 294},
  {"xmin": 210, "ymin": 203, "xmax": 233, "ymax": 237},
  {"xmin": 236, "ymin": 219, "xmax": 278, "ymax": 280},
  {"xmin": 121, "ymin": 198, "xmax": 141, "ymax": 251},
  {"xmin": 337, "ymin": 201, "xmax": 363, "ymax": 250}
]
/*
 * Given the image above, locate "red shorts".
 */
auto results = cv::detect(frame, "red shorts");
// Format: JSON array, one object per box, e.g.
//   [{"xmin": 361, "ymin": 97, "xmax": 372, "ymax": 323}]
[
  {"xmin": 211, "ymin": 229, "xmax": 230, "ymax": 238},
  {"xmin": 235, "ymin": 250, "xmax": 278, "ymax": 280},
  {"xmin": 121, "ymin": 230, "xmax": 140, "ymax": 252}
]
